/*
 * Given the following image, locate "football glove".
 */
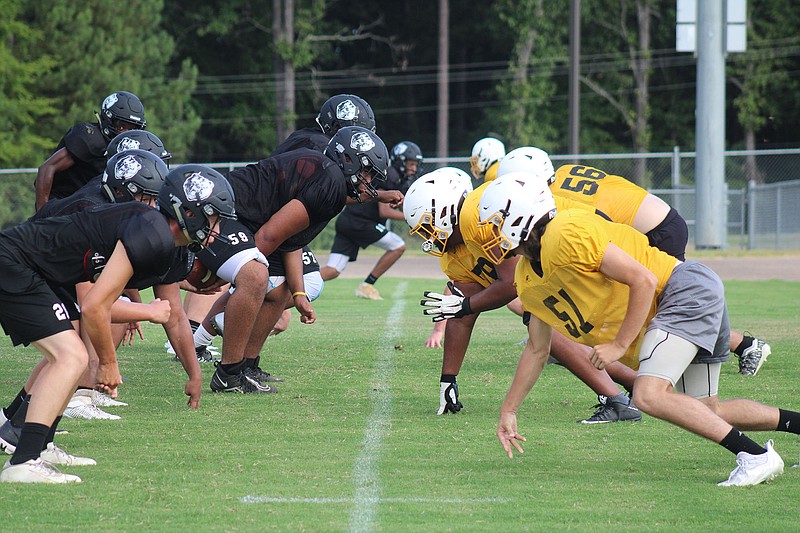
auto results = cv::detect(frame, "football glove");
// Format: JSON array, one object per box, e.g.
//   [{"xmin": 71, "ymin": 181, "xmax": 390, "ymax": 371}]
[
  {"xmin": 421, "ymin": 281, "xmax": 473, "ymax": 322},
  {"xmin": 438, "ymin": 381, "xmax": 463, "ymax": 415}
]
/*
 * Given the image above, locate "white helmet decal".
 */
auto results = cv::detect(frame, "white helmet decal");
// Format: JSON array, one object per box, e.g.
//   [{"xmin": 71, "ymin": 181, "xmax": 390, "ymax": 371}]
[
  {"xmin": 102, "ymin": 93, "xmax": 119, "ymax": 111},
  {"xmin": 350, "ymin": 131, "xmax": 375, "ymax": 152},
  {"xmin": 336, "ymin": 99, "xmax": 358, "ymax": 121},
  {"xmin": 116, "ymin": 137, "xmax": 141, "ymax": 152},
  {"xmin": 183, "ymin": 173, "xmax": 215, "ymax": 201},
  {"xmin": 114, "ymin": 155, "xmax": 142, "ymax": 180},
  {"xmin": 393, "ymin": 142, "xmax": 408, "ymax": 156}
]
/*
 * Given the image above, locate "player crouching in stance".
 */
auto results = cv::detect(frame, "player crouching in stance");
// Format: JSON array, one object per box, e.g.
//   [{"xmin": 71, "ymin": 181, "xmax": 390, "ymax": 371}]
[
  {"xmin": 486, "ymin": 173, "xmax": 799, "ymax": 486},
  {"xmin": 0, "ymin": 165, "xmax": 234, "ymax": 483}
]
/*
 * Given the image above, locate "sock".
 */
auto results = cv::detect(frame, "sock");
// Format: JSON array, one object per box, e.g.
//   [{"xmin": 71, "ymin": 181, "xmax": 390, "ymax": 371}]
[
  {"xmin": 777, "ymin": 409, "xmax": 800, "ymax": 434},
  {"xmin": 10, "ymin": 395, "xmax": 31, "ymax": 428},
  {"xmin": 733, "ymin": 336, "xmax": 756, "ymax": 356},
  {"xmin": 220, "ymin": 361, "xmax": 245, "ymax": 375},
  {"xmin": 194, "ymin": 324, "xmax": 216, "ymax": 349},
  {"xmin": 719, "ymin": 428, "xmax": 767, "ymax": 456},
  {"xmin": 610, "ymin": 392, "xmax": 630, "ymax": 404},
  {"xmin": 44, "ymin": 416, "xmax": 62, "ymax": 447},
  {"xmin": 9, "ymin": 422, "xmax": 49, "ymax": 465},
  {"xmin": 440, "ymin": 374, "xmax": 457, "ymax": 384},
  {"xmin": 189, "ymin": 319, "xmax": 201, "ymax": 334},
  {"xmin": 364, "ymin": 274, "xmax": 378, "ymax": 285},
  {"xmin": 244, "ymin": 356, "xmax": 260, "ymax": 369},
  {"xmin": 4, "ymin": 387, "xmax": 28, "ymax": 420}
]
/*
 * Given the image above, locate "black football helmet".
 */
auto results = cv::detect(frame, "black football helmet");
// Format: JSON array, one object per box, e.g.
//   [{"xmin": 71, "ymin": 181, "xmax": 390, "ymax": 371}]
[
  {"xmin": 315, "ymin": 94, "xmax": 376, "ymax": 135},
  {"xmin": 105, "ymin": 130, "xmax": 172, "ymax": 161},
  {"xmin": 390, "ymin": 141, "xmax": 424, "ymax": 175},
  {"xmin": 158, "ymin": 165, "xmax": 237, "ymax": 252},
  {"xmin": 102, "ymin": 149, "xmax": 169, "ymax": 203},
  {"xmin": 98, "ymin": 91, "xmax": 147, "ymax": 140},
  {"xmin": 325, "ymin": 126, "xmax": 390, "ymax": 202}
]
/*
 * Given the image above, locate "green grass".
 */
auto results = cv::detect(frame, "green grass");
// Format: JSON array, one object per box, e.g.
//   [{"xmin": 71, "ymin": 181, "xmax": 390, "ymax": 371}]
[{"xmin": 0, "ymin": 278, "xmax": 798, "ymax": 532}]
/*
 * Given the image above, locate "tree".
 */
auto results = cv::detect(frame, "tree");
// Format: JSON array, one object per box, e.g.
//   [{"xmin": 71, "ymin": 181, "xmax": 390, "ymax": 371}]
[
  {"xmin": 0, "ymin": 0, "xmax": 55, "ymax": 167},
  {"xmin": 25, "ymin": 0, "xmax": 200, "ymax": 160}
]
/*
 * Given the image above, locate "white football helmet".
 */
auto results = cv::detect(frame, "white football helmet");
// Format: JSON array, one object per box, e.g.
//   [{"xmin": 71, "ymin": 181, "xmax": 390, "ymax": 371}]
[
  {"xmin": 477, "ymin": 172, "xmax": 557, "ymax": 264},
  {"xmin": 403, "ymin": 167, "xmax": 472, "ymax": 256},
  {"xmin": 469, "ymin": 137, "xmax": 505, "ymax": 179},
  {"xmin": 497, "ymin": 146, "xmax": 556, "ymax": 185}
]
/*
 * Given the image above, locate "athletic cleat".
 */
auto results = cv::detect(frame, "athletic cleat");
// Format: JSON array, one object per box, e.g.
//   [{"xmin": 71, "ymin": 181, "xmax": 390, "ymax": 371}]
[
  {"xmin": 72, "ymin": 389, "xmax": 127, "ymax": 407},
  {"xmin": 63, "ymin": 396, "xmax": 121, "ymax": 420},
  {"xmin": 0, "ymin": 458, "xmax": 81, "ymax": 484},
  {"xmin": 196, "ymin": 346, "xmax": 221, "ymax": 363},
  {"xmin": 738, "ymin": 338, "xmax": 771, "ymax": 376},
  {"xmin": 355, "ymin": 282, "xmax": 383, "ymax": 300},
  {"xmin": 40, "ymin": 443, "xmax": 96, "ymax": 466},
  {"xmin": 210, "ymin": 363, "xmax": 277, "ymax": 394},
  {"xmin": 0, "ymin": 420, "xmax": 21, "ymax": 454},
  {"xmin": 437, "ymin": 381, "xmax": 463, "ymax": 415},
  {"xmin": 580, "ymin": 394, "xmax": 642, "ymax": 424},
  {"xmin": 718, "ymin": 440, "xmax": 784, "ymax": 486}
]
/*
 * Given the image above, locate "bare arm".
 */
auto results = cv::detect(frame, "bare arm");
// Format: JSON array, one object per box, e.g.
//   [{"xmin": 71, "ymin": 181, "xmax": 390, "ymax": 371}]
[
  {"xmin": 467, "ymin": 256, "xmax": 519, "ymax": 314},
  {"xmin": 378, "ymin": 202, "xmax": 405, "ymax": 221},
  {"xmin": 35, "ymin": 147, "xmax": 75, "ymax": 210},
  {"xmin": 253, "ymin": 199, "xmax": 310, "ymax": 258}
]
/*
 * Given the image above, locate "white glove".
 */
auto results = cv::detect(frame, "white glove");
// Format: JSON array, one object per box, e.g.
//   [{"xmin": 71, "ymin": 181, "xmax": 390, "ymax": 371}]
[{"xmin": 420, "ymin": 282, "xmax": 473, "ymax": 322}]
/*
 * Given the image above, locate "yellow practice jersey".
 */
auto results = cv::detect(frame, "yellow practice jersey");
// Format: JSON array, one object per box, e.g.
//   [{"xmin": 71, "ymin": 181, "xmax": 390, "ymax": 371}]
[
  {"xmin": 437, "ymin": 183, "xmax": 499, "ymax": 287},
  {"xmin": 551, "ymin": 164, "xmax": 649, "ymax": 226},
  {"xmin": 483, "ymin": 161, "xmax": 500, "ymax": 182},
  {"xmin": 515, "ymin": 209, "xmax": 678, "ymax": 369}
]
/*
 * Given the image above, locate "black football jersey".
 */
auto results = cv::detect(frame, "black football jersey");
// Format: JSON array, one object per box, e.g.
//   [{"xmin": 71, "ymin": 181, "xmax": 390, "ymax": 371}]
[
  {"xmin": 0, "ymin": 202, "xmax": 175, "ymax": 289},
  {"xmin": 226, "ymin": 149, "xmax": 349, "ymax": 252},
  {"xmin": 272, "ymin": 127, "xmax": 330, "ymax": 155},
  {"xmin": 31, "ymin": 175, "xmax": 107, "ymax": 221},
  {"xmin": 48, "ymin": 122, "xmax": 109, "ymax": 199}
]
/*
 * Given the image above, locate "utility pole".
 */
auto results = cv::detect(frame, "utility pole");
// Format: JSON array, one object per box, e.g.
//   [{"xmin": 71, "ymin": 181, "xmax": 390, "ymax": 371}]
[
  {"xmin": 437, "ymin": 0, "xmax": 450, "ymax": 159},
  {"xmin": 568, "ymin": 0, "xmax": 581, "ymax": 159}
]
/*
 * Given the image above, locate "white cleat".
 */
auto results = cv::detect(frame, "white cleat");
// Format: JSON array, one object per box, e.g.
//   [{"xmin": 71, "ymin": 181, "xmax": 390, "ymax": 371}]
[
  {"xmin": 72, "ymin": 389, "xmax": 127, "ymax": 407},
  {"xmin": 40, "ymin": 443, "xmax": 96, "ymax": 466},
  {"xmin": 0, "ymin": 458, "xmax": 81, "ymax": 483},
  {"xmin": 718, "ymin": 440, "xmax": 784, "ymax": 486},
  {"xmin": 63, "ymin": 396, "xmax": 121, "ymax": 420}
]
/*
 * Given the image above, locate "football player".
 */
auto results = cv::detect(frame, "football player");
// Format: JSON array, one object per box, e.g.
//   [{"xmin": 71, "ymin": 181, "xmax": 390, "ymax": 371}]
[
  {"xmin": 485, "ymin": 174, "xmax": 799, "ymax": 487},
  {"xmin": 499, "ymin": 146, "xmax": 771, "ymax": 377},
  {"xmin": 35, "ymin": 91, "xmax": 146, "ymax": 210},
  {"xmin": 0, "ymin": 165, "xmax": 233, "ymax": 483},
  {"xmin": 321, "ymin": 140, "xmax": 425, "ymax": 300},
  {"xmin": 407, "ymin": 168, "xmax": 639, "ymax": 422},
  {"xmin": 469, "ymin": 137, "xmax": 505, "ymax": 183}
]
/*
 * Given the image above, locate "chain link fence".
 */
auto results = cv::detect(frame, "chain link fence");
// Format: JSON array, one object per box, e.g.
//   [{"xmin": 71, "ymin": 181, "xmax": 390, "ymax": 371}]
[{"xmin": 3, "ymin": 148, "xmax": 799, "ymax": 250}]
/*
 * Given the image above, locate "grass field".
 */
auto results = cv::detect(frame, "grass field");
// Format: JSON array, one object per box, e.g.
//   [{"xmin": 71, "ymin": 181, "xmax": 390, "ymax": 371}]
[{"xmin": 0, "ymin": 278, "xmax": 798, "ymax": 532}]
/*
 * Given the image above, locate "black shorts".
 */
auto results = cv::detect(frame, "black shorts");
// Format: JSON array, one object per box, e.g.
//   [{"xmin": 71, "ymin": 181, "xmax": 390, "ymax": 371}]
[
  {"xmin": 647, "ymin": 207, "xmax": 688, "ymax": 261},
  {"xmin": 0, "ymin": 254, "xmax": 74, "ymax": 346},
  {"xmin": 49, "ymin": 284, "xmax": 80, "ymax": 321},
  {"xmin": 267, "ymin": 246, "xmax": 320, "ymax": 277},
  {"xmin": 198, "ymin": 219, "xmax": 259, "ymax": 275},
  {"xmin": 330, "ymin": 215, "xmax": 389, "ymax": 261}
]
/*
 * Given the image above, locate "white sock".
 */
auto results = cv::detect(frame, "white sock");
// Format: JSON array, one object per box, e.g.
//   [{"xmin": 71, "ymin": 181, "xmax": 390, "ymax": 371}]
[{"xmin": 194, "ymin": 324, "xmax": 216, "ymax": 348}]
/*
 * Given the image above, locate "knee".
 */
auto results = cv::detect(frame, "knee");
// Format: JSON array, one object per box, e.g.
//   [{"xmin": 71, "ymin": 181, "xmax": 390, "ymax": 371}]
[
  {"xmin": 630, "ymin": 381, "xmax": 665, "ymax": 415},
  {"xmin": 237, "ymin": 261, "xmax": 269, "ymax": 291}
]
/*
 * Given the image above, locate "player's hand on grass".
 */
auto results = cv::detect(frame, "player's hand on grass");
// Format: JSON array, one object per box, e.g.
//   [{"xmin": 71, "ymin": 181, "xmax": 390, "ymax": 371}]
[
  {"xmin": 185, "ymin": 378, "xmax": 202, "ymax": 409},
  {"xmin": 497, "ymin": 411, "xmax": 526, "ymax": 459}
]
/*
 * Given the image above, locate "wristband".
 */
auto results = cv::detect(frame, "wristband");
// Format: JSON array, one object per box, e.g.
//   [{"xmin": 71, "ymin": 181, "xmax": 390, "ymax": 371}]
[{"xmin": 292, "ymin": 291, "xmax": 308, "ymax": 299}]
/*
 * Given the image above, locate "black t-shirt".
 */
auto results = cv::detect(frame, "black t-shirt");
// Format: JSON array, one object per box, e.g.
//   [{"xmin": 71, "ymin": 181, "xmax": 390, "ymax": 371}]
[
  {"xmin": 47, "ymin": 122, "xmax": 109, "ymax": 199},
  {"xmin": 31, "ymin": 175, "xmax": 106, "ymax": 221},
  {"xmin": 272, "ymin": 127, "xmax": 330, "ymax": 155},
  {"xmin": 226, "ymin": 149, "xmax": 349, "ymax": 252},
  {"xmin": 0, "ymin": 202, "xmax": 175, "ymax": 289}
]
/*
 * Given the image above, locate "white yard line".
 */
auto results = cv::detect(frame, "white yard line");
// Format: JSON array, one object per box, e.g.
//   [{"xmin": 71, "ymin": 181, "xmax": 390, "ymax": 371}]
[
  {"xmin": 241, "ymin": 496, "xmax": 512, "ymax": 504},
  {"xmin": 347, "ymin": 281, "xmax": 406, "ymax": 533}
]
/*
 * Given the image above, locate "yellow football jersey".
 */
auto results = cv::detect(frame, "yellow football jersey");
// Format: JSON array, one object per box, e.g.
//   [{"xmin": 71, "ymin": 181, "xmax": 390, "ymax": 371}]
[
  {"xmin": 515, "ymin": 209, "xmax": 678, "ymax": 369},
  {"xmin": 483, "ymin": 161, "xmax": 500, "ymax": 182},
  {"xmin": 551, "ymin": 164, "xmax": 648, "ymax": 226},
  {"xmin": 439, "ymin": 243, "xmax": 498, "ymax": 287}
]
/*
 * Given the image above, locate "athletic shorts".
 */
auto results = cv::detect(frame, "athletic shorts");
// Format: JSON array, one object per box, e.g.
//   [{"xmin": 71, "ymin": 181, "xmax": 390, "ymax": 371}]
[
  {"xmin": 0, "ymin": 254, "xmax": 74, "ymax": 346},
  {"xmin": 267, "ymin": 246, "xmax": 320, "ymax": 277},
  {"xmin": 330, "ymin": 215, "xmax": 393, "ymax": 261},
  {"xmin": 647, "ymin": 261, "xmax": 730, "ymax": 364},
  {"xmin": 646, "ymin": 207, "xmax": 689, "ymax": 261},
  {"xmin": 638, "ymin": 328, "xmax": 722, "ymax": 398},
  {"xmin": 198, "ymin": 219, "xmax": 268, "ymax": 284}
]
